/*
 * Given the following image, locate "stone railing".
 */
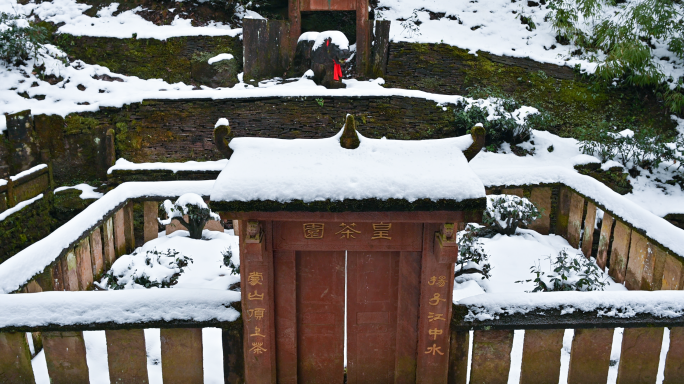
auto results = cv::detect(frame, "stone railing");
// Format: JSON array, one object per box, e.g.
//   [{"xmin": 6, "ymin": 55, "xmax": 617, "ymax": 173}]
[
  {"xmin": 0, "ymin": 289, "xmax": 243, "ymax": 383},
  {"xmin": 0, "ymin": 164, "xmax": 52, "ymax": 214},
  {"xmin": 479, "ymin": 166, "xmax": 684, "ymax": 292},
  {"xmin": 0, "ymin": 180, "xmax": 216, "ymax": 295},
  {"xmin": 450, "ymin": 291, "xmax": 684, "ymax": 383}
]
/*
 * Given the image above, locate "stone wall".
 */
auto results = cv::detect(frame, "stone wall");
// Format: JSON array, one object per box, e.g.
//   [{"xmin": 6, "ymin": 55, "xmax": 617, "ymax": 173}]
[{"xmin": 42, "ymin": 96, "xmax": 458, "ymax": 182}]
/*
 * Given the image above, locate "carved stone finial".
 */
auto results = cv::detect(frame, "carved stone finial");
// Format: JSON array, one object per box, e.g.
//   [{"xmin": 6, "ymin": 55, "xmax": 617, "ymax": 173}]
[
  {"xmin": 463, "ymin": 124, "xmax": 486, "ymax": 162},
  {"xmin": 340, "ymin": 114, "xmax": 360, "ymax": 149},
  {"xmin": 213, "ymin": 123, "xmax": 234, "ymax": 159}
]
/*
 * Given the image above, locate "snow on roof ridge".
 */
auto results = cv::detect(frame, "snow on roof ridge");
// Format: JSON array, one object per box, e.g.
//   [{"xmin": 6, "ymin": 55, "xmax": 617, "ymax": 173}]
[
  {"xmin": 0, "ymin": 289, "xmax": 240, "ymax": 328},
  {"xmin": 0, "ymin": 180, "xmax": 216, "ymax": 294},
  {"xmin": 211, "ymin": 130, "xmax": 482, "ymax": 203}
]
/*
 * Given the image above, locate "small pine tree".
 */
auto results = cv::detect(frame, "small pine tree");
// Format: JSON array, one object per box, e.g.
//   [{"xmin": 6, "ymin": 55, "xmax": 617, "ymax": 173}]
[{"xmin": 161, "ymin": 193, "xmax": 220, "ymax": 240}]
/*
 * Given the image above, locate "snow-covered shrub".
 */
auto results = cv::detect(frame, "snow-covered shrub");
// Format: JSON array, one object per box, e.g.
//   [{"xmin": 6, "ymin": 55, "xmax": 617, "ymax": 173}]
[
  {"xmin": 222, "ymin": 246, "xmax": 239, "ymax": 275},
  {"xmin": 579, "ymin": 124, "xmax": 672, "ymax": 169},
  {"xmin": 160, "ymin": 193, "xmax": 220, "ymax": 240},
  {"xmin": 519, "ymin": 249, "xmax": 606, "ymax": 292},
  {"xmin": 101, "ymin": 248, "xmax": 193, "ymax": 290},
  {"xmin": 483, "ymin": 195, "xmax": 542, "ymax": 236},
  {"xmin": 452, "ymin": 97, "xmax": 534, "ymax": 150},
  {"xmin": 456, "ymin": 223, "xmax": 491, "ymax": 279},
  {"xmin": 0, "ymin": 13, "xmax": 48, "ymax": 64}
]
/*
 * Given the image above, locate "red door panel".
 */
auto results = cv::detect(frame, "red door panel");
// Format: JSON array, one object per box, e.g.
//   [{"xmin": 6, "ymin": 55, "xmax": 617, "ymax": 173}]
[
  {"xmin": 347, "ymin": 251, "xmax": 400, "ymax": 384},
  {"xmin": 296, "ymin": 251, "xmax": 346, "ymax": 384}
]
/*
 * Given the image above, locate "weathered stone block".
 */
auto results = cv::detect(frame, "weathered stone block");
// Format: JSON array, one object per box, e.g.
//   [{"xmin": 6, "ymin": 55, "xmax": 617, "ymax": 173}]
[
  {"xmin": 616, "ymin": 327, "xmax": 664, "ymax": 384},
  {"xmin": 90, "ymin": 227, "xmax": 105, "ymax": 280},
  {"xmin": 664, "ymin": 327, "xmax": 684, "ymax": 383},
  {"xmin": 106, "ymin": 329, "xmax": 149, "ymax": 384},
  {"xmin": 448, "ymin": 329, "xmax": 469, "ymax": 384},
  {"xmin": 644, "ymin": 244, "xmax": 667, "ymax": 291},
  {"xmin": 566, "ymin": 191, "xmax": 584, "ymax": 248},
  {"xmin": 124, "ymin": 201, "xmax": 135, "ymax": 253},
  {"xmin": 160, "ymin": 328, "xmax": 203, "ymax": 384},
  {"xmin": 581, "ymin": 201, "xmax": 597, "ymax": 257},
  {"xmin": 555, "ymin": 187, "xmax": 572, "ymax": 239},
  {"xmin": 144, "ymin": 201, "xmax": 159, "ymax": 243},
  {"xmin": 75, "ymin": 237, "xmax": 93, "ymax": 291},
  {"xmin": 102, "ymin": 218, "xmax": 116, "ymax": 268},
  {"xmin": 625, "ymin": 231, "xmax": 649, "ymax": 290},
  {"xmin": 662, "ymin": 253, "xmax": 684, "ymax": 290},
  {"xmin": 528, "ymin": 187, "xmax": 552, "ymax": 235},
  {"xmin": 519, "ymin": 329, "xmax": 564, "ymax": 383},
  {"xmin": 596, "ymin": 212, "xmax": 614, "ymax": 270},
  {"xmin": 0, "ymin": 332, "xmax": 35, "ymax": 384},
  {"xmin": 608, "ymin": 220, "xmax": 631, "ymax": 284},
  {"xmin": 43, "ymin": 331, "xmax": 89, "ymax": 384},
  {"xmin": 114, "ymin": 208, "xmax": 126, "ymax": 257},
  {"xmin": 567, "ymin": 328, "xmax": 612, "ymax": 384},
  {"xmin": 470, "ymin": 330, "xmax": 514, "ymax": 384},
  {"xmin": 62, "ymin": 250, "xmax": 80, "ymax": 291}
]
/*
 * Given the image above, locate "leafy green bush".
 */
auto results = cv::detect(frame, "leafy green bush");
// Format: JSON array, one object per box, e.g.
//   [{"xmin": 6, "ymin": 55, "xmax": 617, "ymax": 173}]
[
  {"xmin": 518, "ymin": 249, "xmax": 606, "ymax": 292},
  {"xmin": 222, "ymin": 246, "xmax": 240, "ymax": 275},
  {"xmin": 483, "ymin": 195, "xmax": 542, "ymax": 236},
  {"xmin": 102, "ymin": 249, "xmax": 193, "ymax": 290},
  {"xmin": 547, "ymin": 0, "xmax": 684, "ymax": 114},
  {"xmin": 578, "ymin": 123, "xmax": 672, "ymax": 169},
  {"xmin": 0, "ymin": 12, "xmax": 48, "ymax": 64}
]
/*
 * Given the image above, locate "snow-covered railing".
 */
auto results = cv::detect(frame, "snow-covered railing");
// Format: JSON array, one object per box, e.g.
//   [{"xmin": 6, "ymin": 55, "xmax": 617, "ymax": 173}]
[
  {"xmin": 0, "ymin": 163, "xmax": 51, "ymax": 214},
  {"xmin": 0, "ymin": 289, "xmax": 243, "ymax": 383},
  {"xmin": 0, "ymin": 181, "xmax": 215, "ymax": 294},
  {"xmin": 106, "ymin": 158, "xmax": 228, "ymax": 185},
  {"xmin": 479, "ymin": 166, "xmax": 684, "ymax": 291},
  {"xmin": 449, "ymin": 291, "xmax": 684, "ymax": 383}
]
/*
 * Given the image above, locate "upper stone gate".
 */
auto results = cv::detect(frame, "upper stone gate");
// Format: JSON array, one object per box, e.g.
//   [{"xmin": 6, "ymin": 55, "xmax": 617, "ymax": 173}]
[{"xmin": 210, "ymin": 116, "xmax": 487, "ymax": 383}]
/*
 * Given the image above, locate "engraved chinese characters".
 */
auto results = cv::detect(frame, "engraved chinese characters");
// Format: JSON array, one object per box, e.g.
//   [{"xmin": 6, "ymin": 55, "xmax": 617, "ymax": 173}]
[
  {"xmin": 301, "ymin": 222, "xmax": 393, "ymax": 240},
  {"xmin": 425, "ymin": 276, "xmax": 448, "ymax": 356}
]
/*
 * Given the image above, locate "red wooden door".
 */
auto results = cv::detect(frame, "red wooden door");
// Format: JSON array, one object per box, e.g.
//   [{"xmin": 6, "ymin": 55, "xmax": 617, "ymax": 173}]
[
  {"xmin": 296, "ymin": 251, "xmax": 346, "ymax": 384},
  {"xmin": 346, "ymin": 251, "xmax": 400, "ymax": 384}
]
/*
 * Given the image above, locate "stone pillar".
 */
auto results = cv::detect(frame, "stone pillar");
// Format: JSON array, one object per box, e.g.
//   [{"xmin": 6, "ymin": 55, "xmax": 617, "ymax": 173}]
[
  {"xmin": 662, "ymin": 253, "xmax": 684, "ymax": 290},
  {"xmin": 470, "ymin": 330, "xmax": 514, "ymax": 384},
  {"xmin": 5, "ymin": 110, "xmax": 39, "ymax": 175},
  {"xmin": 528, "ymin": 187, "xmax": 552, "ymax": 235},
  {"xmin": 616, "ymin": 327, "xmax": 664, "ymax": 383},
  {"xmin": 61, "ymin": 250, "xmax": 80, "ymax": 291},
  {"xmin": 43, "ymin": 331, "xmax": 90, "ymax": 384},
  {"xmin": 567, "ymin": 328, "xmax": 612, "ymax": 383},
  {"xmin": 106, "ymin": 329, "xmax": 149, "ymax": 384},
  {"xmin": 239, "ymin": 220, "xmax": 277, "ymax": 384},
  {"xmin": 416, "ymin": 223, "xmax": 456, "ymax": 383},
  {"xmin": 90, "ymin": 228, "xmax": 105, "ymax": 281},
  {"xmin": 369, "ymin": 20, "xmax": 391, "ymax": 78},
  {"xmin": 356, "ymin": 0, "xmax": 370, "ymax": 78},
  {"xmin": 608, "ymin": 221, "xmax": 632, "ymax": 284},
  {"xmin": 596, "ymin": 212, "xmax": 615, "ymax": 270},
  {"xmin": 519, "ymin": 329, "xmax": 564, "ymax": 383},
  {"xmin": 625, "ymin": 231, "xmax": 649, "ymax": 290},
  {"xmin": 566, "ymin": 191, "xmax": 585, "ymax": 249},
  {"xmin": 124, "ymin": 201, "xmax": 135, "ymax": 252},
  {"xmin": 114, "ymin": 208, "xmax": 126, "ymax": 257},
  {"xmin": 144, "ymin": 201, "xmax": 159, "ymax": 243},
  {"xmin": 0, "ymin": 332, "xmax": 35, "ymax": 384},
  {"xmin": 160, "ymin": 328, "xmax": 204, "ymax": 384},
  {"xmin": 103, "ymin": 218, "xmax": 117, "ymax": 268},
  {"xmin": 75, "ymin": 237, "xmax": 93, "ymax": 291},
  {"xmin": 581, "ymin": 201, "xmax": 597, "ymax": 257}
]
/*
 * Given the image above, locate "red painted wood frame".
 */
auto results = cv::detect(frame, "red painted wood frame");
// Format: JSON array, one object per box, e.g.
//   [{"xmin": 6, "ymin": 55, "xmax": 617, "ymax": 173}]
[
  {"xmin": 234, "ymin": 211, "xmax": 462, "ymax": 384},
  {"xmin": 288, "ymin": 0, "xmax": 370, "ymax": 76}
]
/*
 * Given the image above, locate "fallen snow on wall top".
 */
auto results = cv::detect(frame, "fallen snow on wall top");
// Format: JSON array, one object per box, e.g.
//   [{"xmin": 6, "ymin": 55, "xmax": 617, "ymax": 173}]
[{"xmin": 211, "ymin": 128, "xmax": 484, "ymax": 203}]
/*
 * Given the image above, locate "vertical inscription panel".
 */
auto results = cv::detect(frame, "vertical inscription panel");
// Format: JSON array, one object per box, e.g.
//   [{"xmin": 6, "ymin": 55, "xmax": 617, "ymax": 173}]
[
  {"xmin": 296, "ymin": 250, "xmax": 346, "ymax": 384},
  {"xmin": 347, "ymin": 251, "xmax": 400, "ymax": 384}
]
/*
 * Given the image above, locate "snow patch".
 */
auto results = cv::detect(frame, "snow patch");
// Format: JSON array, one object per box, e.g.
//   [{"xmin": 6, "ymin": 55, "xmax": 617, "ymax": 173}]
[
  {"xmin": 108, "ymin": 158, "xmax": 229, "ymax": 174},
  {"xmin": 208, "ymin": 54, "xmax": 234, "ymax": 65}
]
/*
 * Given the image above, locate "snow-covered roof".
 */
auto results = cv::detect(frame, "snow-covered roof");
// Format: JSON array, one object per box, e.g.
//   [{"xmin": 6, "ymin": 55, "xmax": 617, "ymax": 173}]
[{"xmin": 210, "ymin": 127, "xmax": 486, "ymax": 207}]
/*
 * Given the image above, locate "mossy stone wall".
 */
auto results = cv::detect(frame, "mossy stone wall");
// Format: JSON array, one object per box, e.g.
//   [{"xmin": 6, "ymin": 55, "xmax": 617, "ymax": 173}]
[
  {"xmin": 0, "ymin": 194, "xmax": 54, "ymax": 262},
  {"xmin": 384, "ymin": 42, "xmax": 676, "ymax": 137},
  {"xmin": 61, "ymin": 96, "xmax": 458, "ymax": 168},
  {"xmin": 54, "ymin": 34, "xmax": 242, "ymax": 85}
]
